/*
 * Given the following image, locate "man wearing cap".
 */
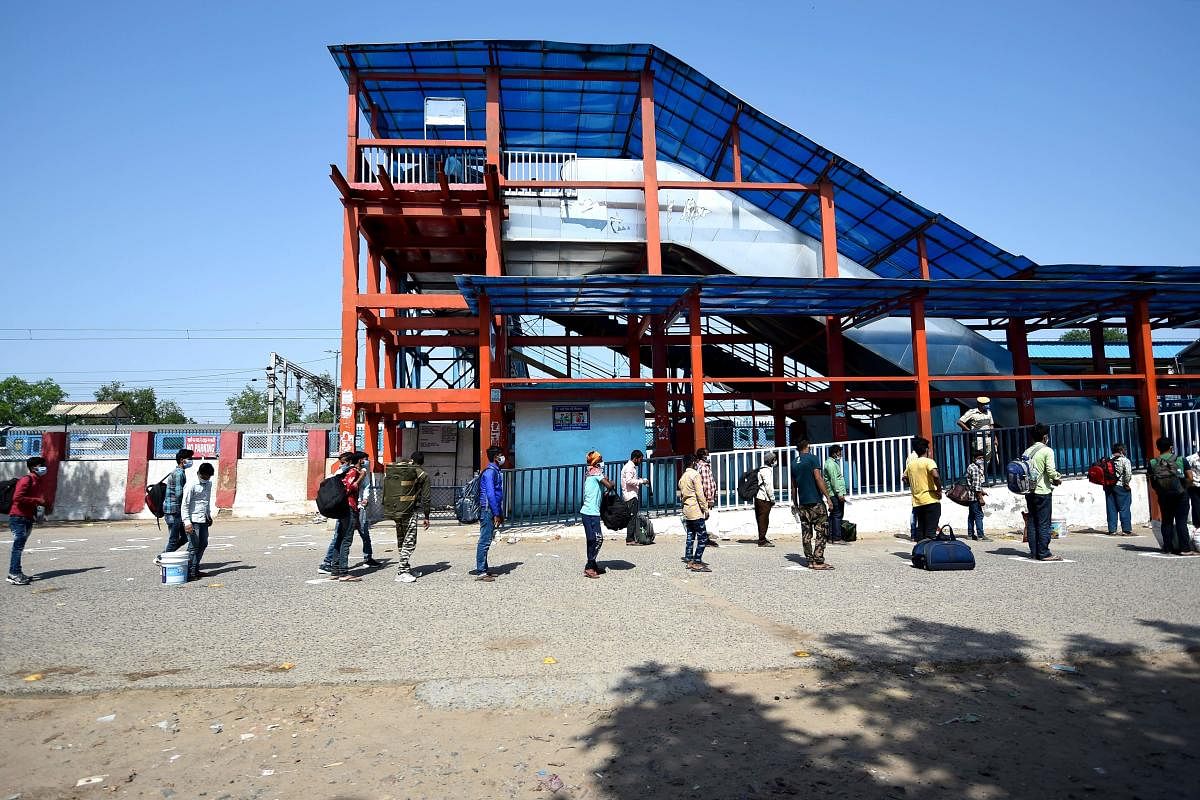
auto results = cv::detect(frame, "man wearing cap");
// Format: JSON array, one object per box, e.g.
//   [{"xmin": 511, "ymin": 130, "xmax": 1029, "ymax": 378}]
[
  {"xmin": 156, "ymin": 448, "xmax": 194, "ymax": 566},
  {"xmin": 958, "ymin": 397, "xmax": 996, "ymax": 465}
]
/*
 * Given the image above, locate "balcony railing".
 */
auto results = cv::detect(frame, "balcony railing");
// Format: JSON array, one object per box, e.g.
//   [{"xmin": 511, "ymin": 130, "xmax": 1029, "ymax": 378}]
[
  {"xmin": 359, "ymin": 143, "xmax": 487, "ymax": 186},
  {"xmin": 356, "ymin": 143, "xmax": 578, "ymax": 193}
]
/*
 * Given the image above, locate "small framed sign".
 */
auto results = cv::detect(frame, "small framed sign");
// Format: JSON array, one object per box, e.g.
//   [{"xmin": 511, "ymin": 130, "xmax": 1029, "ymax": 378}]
[{"xmin": 552, "ymin": 404, "xmax": 590, "ymax": 431}]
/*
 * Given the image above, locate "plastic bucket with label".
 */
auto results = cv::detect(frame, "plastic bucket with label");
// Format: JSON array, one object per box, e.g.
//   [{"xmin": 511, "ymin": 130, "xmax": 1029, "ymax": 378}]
[{"xmin": 160, "ymin": 551, "xmax": 189, "ymax": 585}]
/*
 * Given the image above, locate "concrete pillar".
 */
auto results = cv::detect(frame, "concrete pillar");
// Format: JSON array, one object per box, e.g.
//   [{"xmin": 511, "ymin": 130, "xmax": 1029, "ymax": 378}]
[
  {"xmin": 216, "ymin": 431, "xmax": 240, "ymax": 509},
  {"xmin": 124, "ymin": 431, "xmax": 154, "ymax": 514}
]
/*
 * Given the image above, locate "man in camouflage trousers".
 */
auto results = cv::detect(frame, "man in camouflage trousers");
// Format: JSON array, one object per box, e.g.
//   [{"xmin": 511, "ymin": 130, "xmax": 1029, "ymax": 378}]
[{"xmin": 382, "ymin": 452, "xmax": 432, "ymax": 584}]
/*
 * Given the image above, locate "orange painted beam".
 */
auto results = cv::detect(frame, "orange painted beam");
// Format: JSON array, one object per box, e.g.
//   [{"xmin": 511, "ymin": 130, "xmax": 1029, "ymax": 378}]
[
  {"xmin": 818, "ymin": 178, "xmax": 838, "ymax": 279},
  {"xmin": 1006, "ymin": 318, "xmax": 1036, "ymax": 425},
  {"xmin": 912, "ymin": 294, "xmax": 933, "ymax": 441},
  {"xmin": 359, "ymin": 138, "xmax": 488, "ymax": 149},
  {"xmin": 375, "ymin": 316, "xmax": 480, "ymax": 331},
  {"xmin": 356, "ymin": 293, "xmax": 469, "ymax": 310},
  {"xmin": 353, "ymin": 388, "xmax": 478, "ymax": 404}
]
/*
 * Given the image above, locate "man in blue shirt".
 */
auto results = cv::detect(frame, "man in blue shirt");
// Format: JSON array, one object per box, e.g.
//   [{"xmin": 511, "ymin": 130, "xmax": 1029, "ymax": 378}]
[
  {"xmin": 789, "ymin": 440, "xmax": 834, "ymax": 570},
  {"xmin": 155, "ymin": 448, "xmax": 193, "ymax": 567},
  {"xmin": 476, "ymin": 446, "xmax": 506, "ymax": 582}
]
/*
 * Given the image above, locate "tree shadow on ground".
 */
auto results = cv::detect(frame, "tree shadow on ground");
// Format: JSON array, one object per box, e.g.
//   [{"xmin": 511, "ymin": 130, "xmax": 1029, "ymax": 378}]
[{"xmin": 578, "ymin": 619, "xmax": 1200, "ymax": 799}]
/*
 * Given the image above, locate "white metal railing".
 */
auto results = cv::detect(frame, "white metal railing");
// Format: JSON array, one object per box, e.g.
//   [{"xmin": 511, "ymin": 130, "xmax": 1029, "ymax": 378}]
[
  {"xmin": 360, "ymin": 144, "xmax": 486, "ymax": 185},
  {"xmin": 0, "ymin": 428, "xmax": 44, "ymax": 461},
  {"xmin": 502, "ymin": 150, "xmax": 578, "ymax": 197},
  {"xmin": 1161, "ymin": 409, "xmax": 1200, "ymax": 452},
  {"xmin": 706, "ymin": 434, "xmax": 914, "ymax": 510},
  {"xmin": 242, "ymin": 432, "xmax": 309, "ymax": 459}
]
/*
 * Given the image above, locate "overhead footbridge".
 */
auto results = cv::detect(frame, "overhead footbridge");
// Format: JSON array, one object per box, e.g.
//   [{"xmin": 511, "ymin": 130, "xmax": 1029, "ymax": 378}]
[{"xmin": 327, "ymin": 40, "xmax": 1200, "ymax": 465}]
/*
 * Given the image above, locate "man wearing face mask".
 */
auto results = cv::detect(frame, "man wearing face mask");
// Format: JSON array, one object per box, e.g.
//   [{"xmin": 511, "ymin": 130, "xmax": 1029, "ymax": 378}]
[
  {"xmin": 355, "ymin": 454, "xmax": 381, "ymax": 568},
  {"xmin": 181, "ymin": 462, "xmax": 215, "ymax": 581},
  {"xmin": 958, "ymin": 397, "xmax": 995, "ymax": 467},
  {"xmin": 475, "ymin": 446, "xmax": 506, "ymax": 582},
  {"xmin": 7, "ymin": 456, "xmax": 53, "ymax": 585},
  {"xmin": 155, "ymin": 448, "xmax": 194, "ymax": 568}
]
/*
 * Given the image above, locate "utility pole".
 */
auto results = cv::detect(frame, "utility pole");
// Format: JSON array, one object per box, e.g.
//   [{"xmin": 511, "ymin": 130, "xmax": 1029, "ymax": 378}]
[{"xmin": 265, "ymin": 353, "xmax": 277, "ymax": 435}]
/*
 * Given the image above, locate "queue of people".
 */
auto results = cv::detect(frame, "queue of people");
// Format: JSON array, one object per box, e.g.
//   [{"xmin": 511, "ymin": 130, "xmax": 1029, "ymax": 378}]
[{"xmin": 9, "ymin": 426, "xmax": 1199, "ymax": 588}]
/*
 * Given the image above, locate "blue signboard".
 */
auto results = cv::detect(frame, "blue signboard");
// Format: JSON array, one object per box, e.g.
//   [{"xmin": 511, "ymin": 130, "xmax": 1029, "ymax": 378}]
[{"xmin": 552, "ymin": 404, "xmax": 591, "ymax": 431}]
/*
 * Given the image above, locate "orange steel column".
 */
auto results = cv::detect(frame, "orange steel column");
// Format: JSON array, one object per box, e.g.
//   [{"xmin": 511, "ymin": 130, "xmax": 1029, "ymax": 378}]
[
  {"xmin": 689, "ymin": 292, "xmax": 706, "ymax": 450},
  {"xmin": 652, "ymin": 317, "xmax": 671, "ymax": 454},
  {"xmin": 820, "ymin": 178, "xmax": 847, "ymax": 440},
  {"xmin": 364, "ymin": 248, "xmax": 381, "ymax": 392},
  {"xmin": 912, "ymin": 293, "xmax": 933, "ymax": 441},
  {"xmin": 627, "ymin": 316, "xmax": 641, "ymax": 378},
  {"xmin": 478, "ymin": 293, "xmax": 494, "ymax": 467},
  {"xmin": 772, "ymin": 348, "xmax": 787, "ymax": 447},
  {"xmin": 730, "ymin": 119, "xmax": 742, "ymax": 182},
  {"xmin": 1128, "ymin": 297, "xmax": 1161, "ymax": 520},
  {"xmin": 338, "ymin": 203, "xmax": 361, "ymax": 455},
  {"xmin": 640, "ymin": 70, "xmax": 662, "ymax": 276},
  {"xmin": 485, "ymin": 67, "xmax": 500, "ymax": 166},
  {"xmin": 346, "ymin": 71, "xmax": 359, "ymax": 182},
  {"xmin": 1006, "ymin": 319, "xmax": 1035, "ymax": 426}
]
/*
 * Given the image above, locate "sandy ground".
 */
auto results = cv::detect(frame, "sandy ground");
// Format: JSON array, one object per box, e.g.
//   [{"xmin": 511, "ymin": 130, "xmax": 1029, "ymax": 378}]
[
  {"xmin": 2, "ymin": 650, "xmax": 1198, "ymax": 800},
  {"xmin": 3, "ymin": 517, "xmax": 1199, "ymax": 799}
]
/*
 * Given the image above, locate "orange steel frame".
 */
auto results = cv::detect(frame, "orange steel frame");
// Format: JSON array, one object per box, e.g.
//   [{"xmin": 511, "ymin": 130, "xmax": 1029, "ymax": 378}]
[{"xmin": 335, "ymin": 63, "xmax": 1186, "ymax": 511}]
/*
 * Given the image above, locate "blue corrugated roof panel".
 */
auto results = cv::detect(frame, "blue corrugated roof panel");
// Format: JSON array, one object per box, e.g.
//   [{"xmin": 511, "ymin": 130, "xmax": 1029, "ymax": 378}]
[
  {"xmin": 332, "ymin": 41, "xmax": 1034, "ymax": 282},
  {"xmin": 1028, "ymin": 343, "xmax": 1188, "ymax": 359}
]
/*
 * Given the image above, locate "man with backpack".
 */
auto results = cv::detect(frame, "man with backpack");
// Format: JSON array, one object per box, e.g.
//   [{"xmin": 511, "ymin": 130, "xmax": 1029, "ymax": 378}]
[
  {"xmin": 475, "ymin": 445, "xmax": 505, "ymax": 582},
  {"xmin": 1148, "ymin": 436, "xmax": 1196, "ymax": 556},
  {"xmin": 1021, "ymin": 423, "xmax": 1063, "ymax": 561},
  {"xmin": 790, "ymin": 440, "xmax": 833, "ymax": 569},
  {"xmin": 320, "ymin": 451, "xmax": 365, "ymax": 581},
  {"xmin": 7, "ymin": 456, "xmax": 52, "ymax": 586},
  {"xmin": 1103, "ymin": 443, "xmax": 1134, "ymax": 536},
  {"xmin": 354, "ymin": 453, "xmax": 382, "ymax": 568},
  {"xmin": 382, "ymin": 452, "xmax": 431, "ymax": 583},
  {"xmin": 155, "ymin": 448, "xmax": 194, "ymax": 568}
]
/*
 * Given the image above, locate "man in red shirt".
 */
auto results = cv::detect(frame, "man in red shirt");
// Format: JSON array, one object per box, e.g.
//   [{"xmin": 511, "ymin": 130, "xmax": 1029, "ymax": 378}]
[{"xmin": 8, "ymin": 456, "xmax": 52, "ymax": 585}]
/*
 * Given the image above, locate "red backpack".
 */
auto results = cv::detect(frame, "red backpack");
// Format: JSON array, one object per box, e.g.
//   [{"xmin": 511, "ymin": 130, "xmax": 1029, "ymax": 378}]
[{"xmin": 1086, "ymin": 457, "xmax": 1118, "ymax": 487}]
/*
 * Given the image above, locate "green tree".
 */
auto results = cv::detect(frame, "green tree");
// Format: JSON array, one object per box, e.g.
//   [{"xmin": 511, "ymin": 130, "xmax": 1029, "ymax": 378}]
[
  {"xmin": 1058, "ymin": 327, "xmax": 1126, "ymax": 343},
  {"xmin": 93, "ymin": 382, "xmax": 195, "ymax": 424},
  {"xmin": 225, "ymin": 384, "xmax": 302, "ymax": 425},
  {"xmin": 0, "ymin": 376, "xmax": 67, "ymax": 426},
  {"xmin": 303, "ymin": 372, "xmax": 337, "ymax": 424}
]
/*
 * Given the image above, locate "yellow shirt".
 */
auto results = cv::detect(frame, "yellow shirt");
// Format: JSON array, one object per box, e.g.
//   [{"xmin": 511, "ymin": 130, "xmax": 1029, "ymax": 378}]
[{"xmin": 904, "ymin": 456, "xmax": 940, "ymax": 507}]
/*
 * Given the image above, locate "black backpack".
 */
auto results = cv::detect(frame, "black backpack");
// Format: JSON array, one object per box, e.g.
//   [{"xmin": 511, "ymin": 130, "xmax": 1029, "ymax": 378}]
[
  {"xmin": 634, "ymin": 513, "xmax": 655, "ymax": 545},
  {"xmin": 316, "ymin": 474, "xmax": 351, "ymax": 519},
  {"xmin": 455, "ymin": 472, "xmax": 482, "ymax": 524},
  {"xmin": 0, "ymin": 477, "xmax": 19, "ymax": 515},
  {"xmin": 737, "ymin": 468, "xmax": 762, "ymax": 503},
  {"xmin": 1149, "ymin": 454, "xmax": 1185, "ymax": 496},
  {"xmin": 600, "ymin": 490, "xmax": 633, "ymax": 531}
]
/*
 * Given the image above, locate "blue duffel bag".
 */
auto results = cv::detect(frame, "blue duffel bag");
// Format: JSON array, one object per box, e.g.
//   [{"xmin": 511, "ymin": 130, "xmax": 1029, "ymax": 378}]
[{"xmin": 911, "ymin": 525, "xmax": 975, "ymax": 571}]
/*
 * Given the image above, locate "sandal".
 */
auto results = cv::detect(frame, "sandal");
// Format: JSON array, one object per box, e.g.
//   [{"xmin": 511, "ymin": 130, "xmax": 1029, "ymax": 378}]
[
  {"xmin": 809, "ymin": 563, "xmax": 834, "ymax": 571},
  {"xmin": 584, "ymin": 568, "xmax": 600, "ymax": 579},
  {"xmin": 688, "ymin": 563, "xmax": 712, "ymax": 573},
  {"xmin": 336, "ymin": 574, "xmax": 362, "ymax": 582}
]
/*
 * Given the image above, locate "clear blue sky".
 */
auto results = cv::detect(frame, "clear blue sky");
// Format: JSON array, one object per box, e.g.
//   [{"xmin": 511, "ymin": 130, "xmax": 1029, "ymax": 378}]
[{"xmin": 2, "ymin": 0, "xmax": 1197, "ymax": 422}]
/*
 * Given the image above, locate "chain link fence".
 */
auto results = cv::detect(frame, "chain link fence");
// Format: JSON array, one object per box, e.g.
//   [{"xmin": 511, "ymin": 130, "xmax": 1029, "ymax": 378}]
[
  {"xmin": 242, "ymin": 431, "xmax": 309, "ymax": 458},
  {"xmin": 67, "ymin": 432, "xmax": 131, "ymax": 460}
]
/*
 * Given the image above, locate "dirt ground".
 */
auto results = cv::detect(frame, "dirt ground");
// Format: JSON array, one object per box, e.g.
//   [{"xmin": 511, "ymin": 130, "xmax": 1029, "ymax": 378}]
[{"xmin": 3, "ymin": 650, "xmax": 1197, "ymax": 800}]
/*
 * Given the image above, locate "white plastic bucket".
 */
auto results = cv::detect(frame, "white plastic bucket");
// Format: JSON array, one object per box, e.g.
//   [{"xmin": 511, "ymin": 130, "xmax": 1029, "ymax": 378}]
[{"xmin": 160, "ymin": 551, "xmax": 189, "ymax": 585}]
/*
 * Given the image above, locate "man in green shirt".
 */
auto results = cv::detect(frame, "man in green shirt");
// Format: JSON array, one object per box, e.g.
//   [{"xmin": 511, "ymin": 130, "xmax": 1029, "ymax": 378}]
[
  {"xmin": 1023, "ymin": 423, "xmax": 1063, "ymax": 561},
  {"xmin": 822, "ymin": 445, "xmax": 848, "ymax": 544}
]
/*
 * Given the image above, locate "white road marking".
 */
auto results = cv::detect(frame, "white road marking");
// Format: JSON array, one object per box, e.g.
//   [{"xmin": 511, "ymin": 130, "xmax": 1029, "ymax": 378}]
[
  {"xmin": 51, "ymin": 538, "xmax": 88, "ymax": 543},
  {"xmin": 279, "ymin": 541, "xmax": 318, "ymax": 548},
  {"xmin": 1137, "ymin": 552, "xmax": 1200, "ymax": 560},
  {"xmin": 110, "ymin": 545, "xmax": 150, "ymax": 551},
  {"xmin": 23, "ymin": 546, "xmax": 65, "ymax": 553},
  {"xmin": 126, "ymin": 537, "xmax": 159, "ymax": 542}
]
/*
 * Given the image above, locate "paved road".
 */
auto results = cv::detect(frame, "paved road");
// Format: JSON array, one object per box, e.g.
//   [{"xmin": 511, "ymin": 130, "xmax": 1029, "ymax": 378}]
[{"xmin": 2, "ymin": 516, "xmax": 1198, "ymax": 707}]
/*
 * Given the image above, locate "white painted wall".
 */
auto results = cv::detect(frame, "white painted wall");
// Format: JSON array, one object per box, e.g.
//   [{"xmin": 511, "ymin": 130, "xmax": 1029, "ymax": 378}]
[
  {"xmin": 232, "ymin": 459, "xmax": 310, "ymax": 517},
  {"xmin": 55, "ymin": 461, "xmax": 129, "ymax": 520},
  {"xmin": 602, "ymin": 475, "xmax": 1150, "ymax": 540}
]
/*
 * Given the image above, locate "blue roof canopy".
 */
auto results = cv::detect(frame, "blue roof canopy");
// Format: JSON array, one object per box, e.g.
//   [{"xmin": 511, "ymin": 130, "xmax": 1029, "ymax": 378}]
[
  {"xmin": 331, "ymin": 41, "xmax": 1035, "ymax": 282},
  {"xmin": 455, "ymin": 274, "xmax": 1200, "ymax": 328}
]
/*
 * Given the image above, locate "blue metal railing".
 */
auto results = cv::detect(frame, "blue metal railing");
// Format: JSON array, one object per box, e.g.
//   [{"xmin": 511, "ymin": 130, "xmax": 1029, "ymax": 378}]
[
  {"xmin": 153, "ymin": 430, "xmax": 222, "ymax": 460},
  {"xmin": 499, "ymin": 456, "xmax": 684, "ymax": 527}
]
